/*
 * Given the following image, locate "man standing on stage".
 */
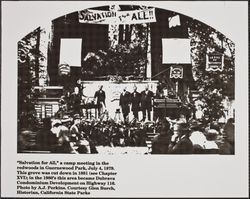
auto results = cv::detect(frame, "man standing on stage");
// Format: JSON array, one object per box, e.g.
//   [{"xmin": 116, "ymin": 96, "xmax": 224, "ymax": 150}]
[
  {"xmin": 119, "ymin": 87, "xmax": 131, "ymax": 123},
  {"xmin": 141, "ymin": 84, "xmax": 154, "ymax": 121},
  {"xmin": 70, "ymin": 86, "xmax": 82, "ymax": 115},
  {"xmin": 94, "ymin": 85, "xmax": 106, "ymax": 117},
  {"xmin": 130, "ymin": 85, "xmax": 141, "ymax": 120}
]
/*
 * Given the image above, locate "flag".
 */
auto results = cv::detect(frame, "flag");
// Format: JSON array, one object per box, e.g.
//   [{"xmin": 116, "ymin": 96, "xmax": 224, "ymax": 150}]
[
  {"xmin": 170, "ymin": 66, "xmax": 183, "ymax": 79},
  {"xmin": 169, "ymin": 15, "xmax": 181, "ymax": 28}
]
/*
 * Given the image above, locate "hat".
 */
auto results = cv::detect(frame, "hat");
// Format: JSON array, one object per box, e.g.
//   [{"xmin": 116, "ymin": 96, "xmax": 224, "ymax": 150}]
[
  {"xmin": 144, "ymin": 121, "xmax": 155, "ymax": 126},
  {"xmin": 61, "ymin": 115, "xmax": 72, "ymax": 123},
  {"xmin": 207, "ymin": 129, "xmax": 219, "ymax": 135},
  {"xmin": 78, "ymin": 139, "xmax": 89, "ymax": 146},
  {"xmin": 73, "ymin": 114, "xmax": 80, "ymax": 120},
  {"xmin": 51, "ymin": 119, "xmax": 62, "ymax": 127},
  {"xmin": 206, "ymin": 129, "xmax": 219, "ymax": 140}
]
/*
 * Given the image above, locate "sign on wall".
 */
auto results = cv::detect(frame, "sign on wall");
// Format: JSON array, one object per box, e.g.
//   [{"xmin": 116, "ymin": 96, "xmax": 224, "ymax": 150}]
[
  {"xmin": 206, "ymin": 53, "xmax": 224, "ymax": 71},
  {"xmin": 78, "ymin": 8, "xmax": 156, "ymax": 24},
  {"xmin": 162, "ymin": 38, "xmax": 191, "ymax": 64},
  {"xmin": 59, "ymin": 38, "xmax": 82, "ymax": 67},
  {"xmin": 170, "ymin": 65, "xmax": 183, "ymax": 79}
]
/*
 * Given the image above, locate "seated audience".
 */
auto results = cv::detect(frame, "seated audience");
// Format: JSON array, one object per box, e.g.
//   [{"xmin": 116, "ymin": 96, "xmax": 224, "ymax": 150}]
[
  {"xmin": 36, "ymin": 117, "xmax": 57, "ymax": 151},
  {"xmin": 168, "ymin": 123, "xmax": 193, "ymax": 154},
  {"xmin": 151, "ymin": 119, "xmax": 172, "ymax": 154},
  {"xmin": 219, "ymin": 118, "xmax": 235, "ymax": 154},
  {"xmin": 203, "ymin": 129, "xmax": 219, "ymax": 154},
  {"xmin": 51, "ymin": 135, "xmax": 77, "ymax": 154}
]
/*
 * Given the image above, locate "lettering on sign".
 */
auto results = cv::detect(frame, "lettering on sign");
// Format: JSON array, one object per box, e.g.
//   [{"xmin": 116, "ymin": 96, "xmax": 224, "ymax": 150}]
[
  {"xmin": 78, "ymin": 8, "xmax": 156, "ymax": 24},
  {"xmin": 206, "ymin": 53, "xmax": 224, "ymax": 71}
]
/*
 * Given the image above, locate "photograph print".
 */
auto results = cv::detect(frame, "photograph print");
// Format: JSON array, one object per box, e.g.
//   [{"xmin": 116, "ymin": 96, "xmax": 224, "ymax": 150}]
[{"xmin": 17, "ymin": 4, "xmax": 235, "ymax": 155}]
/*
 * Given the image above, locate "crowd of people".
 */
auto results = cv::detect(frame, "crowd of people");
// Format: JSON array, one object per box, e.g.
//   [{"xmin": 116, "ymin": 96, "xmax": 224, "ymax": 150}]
[
  {"xmin": 18, "ymin": 83, "xmax": 234, "ymax": 155},
  {"xmin": 19, "ymin": 113, "xmax": 151, "ymax": 153},
  {"xmin": 151, "ymin": 117, "xmax": 235, "ymax": 154},
  {"xmin": 18, "ymin": 110, "xmax": 235, "ymax": 154}
]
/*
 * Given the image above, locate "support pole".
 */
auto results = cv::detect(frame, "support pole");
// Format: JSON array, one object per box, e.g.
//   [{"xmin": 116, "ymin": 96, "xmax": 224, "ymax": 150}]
[
  {"xmin": 176, "ymin": 81, "xmax": 178, "ymax": 95},
  {"xmin": 146, "ymin": 23, "xmax": 152, "ymax": 80}
]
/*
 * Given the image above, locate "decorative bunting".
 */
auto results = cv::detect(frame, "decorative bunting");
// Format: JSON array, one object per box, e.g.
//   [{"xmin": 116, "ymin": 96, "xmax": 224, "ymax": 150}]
[
  {"xmin": 170, "ymin": 65, "xmax": 183, "ymax": 79},
  {"xmin": 58, "ymin": 64, "xmax": 70, "ymax": 76}
]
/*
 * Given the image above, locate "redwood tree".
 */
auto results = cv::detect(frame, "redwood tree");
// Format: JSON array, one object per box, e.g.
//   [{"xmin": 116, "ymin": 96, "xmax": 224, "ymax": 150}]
[{"xmin": 187, "ymin": 18, "xmax": 235, "ymax": 121}]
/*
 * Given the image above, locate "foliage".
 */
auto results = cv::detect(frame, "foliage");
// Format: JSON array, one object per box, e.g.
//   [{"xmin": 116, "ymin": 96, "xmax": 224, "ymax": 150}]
[
  {"xmin": 81, "ymin": 24, "xmax": 148, "ymax": 80},
  {"xmin": 187, "ymin": 19, "xmax": 235, "ymax": 120},
  {"xmin": 81, "ymin": 50, "xmax": 108, "ymax": 79},
  {"xmin": 18, "ymin": 28, "xmax": 44, "ymax": 130},
  {"xmin": 107, "ymin": 41, "xmax": 147, "ymax": 77}
]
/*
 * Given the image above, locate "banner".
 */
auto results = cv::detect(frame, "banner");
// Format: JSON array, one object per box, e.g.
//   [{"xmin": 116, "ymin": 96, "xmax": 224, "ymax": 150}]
[
  {"xmin": 59, "ymin": 38, "xmax": 82, "ymax": 67},
  {"xmin": 162, "ymin": 38, "xmax": 191, "ymax": 64},
  {"xmin": 170, "ymin": 65, "xmax": 183, "ymax": 79},
  {"xmin": 206, "ymin": 53, "xmax": 224, "ymax": 71},
  {"xmin": 78, "ymin": 8, "xmax": 156, "ymax": 24}
]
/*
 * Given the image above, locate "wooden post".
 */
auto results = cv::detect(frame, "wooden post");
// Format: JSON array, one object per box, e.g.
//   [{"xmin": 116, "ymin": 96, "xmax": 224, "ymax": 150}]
[
  {"xmin": 176, "ymin": 81, "xmax": 178, "ymax": 95},
  {"xmin": 146, "ymin": 23, "xmax": 152, "ymax": 80}
]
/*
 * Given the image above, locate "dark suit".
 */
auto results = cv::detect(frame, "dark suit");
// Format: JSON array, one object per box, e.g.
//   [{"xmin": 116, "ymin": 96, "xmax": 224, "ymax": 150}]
[
  {"xmin": 94, "ymin": 90, "xmax": 106, "ymax": 105},
  {"xmin": 141, "ymin": 90, "xmax": 154, "ymax": 121},
  {"xmin": 94, "ymin": 90, "xmax": 106, "ymax": 117},
  {"xmin": 151, "ymin": 133, "xmax": 172, "ymax": 154},
  {"xmin": 130, "ymin": 91, "xmax": 141, "ymax": 119},
  {"xmin": 36, "ymin": 129, "xmax": 57, "ymax": 151},
  {"xmin": 169, "ymin": 135, "xmax": 193, "ymax": 154},
  {"xmin": 70, "ymin": 93, "xmax": 81, "ymax": 114},
  {"xmin": 119, "ymin": 91, "xmax": 131, "ymax": 122}
]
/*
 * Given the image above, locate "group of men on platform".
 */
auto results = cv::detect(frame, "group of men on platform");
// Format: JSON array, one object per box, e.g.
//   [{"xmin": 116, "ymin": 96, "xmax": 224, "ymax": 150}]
[
  {"xmin": 93, "ymin": 84, "xmax": 155, "ymax": 123},
  {"xmin": 59, "ymin": 83, "xmax": 179, "ymax": 123},
  {"xmin": 119, "ymin": 84, "xmax": 154, "ymax": 123}
]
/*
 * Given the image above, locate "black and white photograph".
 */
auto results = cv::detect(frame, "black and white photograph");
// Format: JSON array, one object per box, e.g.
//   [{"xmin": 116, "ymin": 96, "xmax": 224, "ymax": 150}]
[
  {"xmin": 17, "ymin": 4, "xmax": 235, "ymax": 155},
  {"xmin": 1, "ymin": 1, "xmax": 248, "ymax": 198}
]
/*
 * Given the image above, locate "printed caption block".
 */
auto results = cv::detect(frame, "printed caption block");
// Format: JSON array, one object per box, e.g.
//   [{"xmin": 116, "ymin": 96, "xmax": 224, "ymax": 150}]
[{"xmin": 16, "ymin": 160, "xmax": 117, "ymax": 196}]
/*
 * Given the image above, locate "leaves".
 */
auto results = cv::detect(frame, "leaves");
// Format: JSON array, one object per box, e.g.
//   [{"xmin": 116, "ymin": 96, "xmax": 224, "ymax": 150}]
[
  {"xmin": 186, "ymin": 18, "xmax": 235, "ymax": 121},
  {"xmin": 81, "ymin": 24, "xmax": 148, "ymax": 79},
  {"xmin": 18, "ymin": 28, "xmax": 44, "ymax": 129}
]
